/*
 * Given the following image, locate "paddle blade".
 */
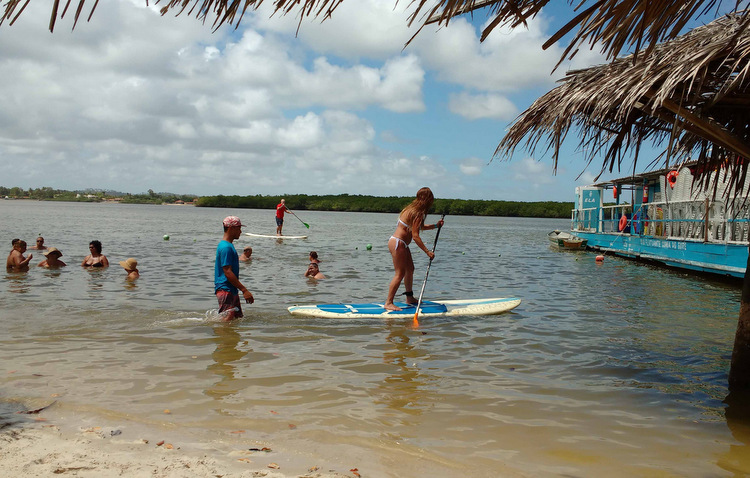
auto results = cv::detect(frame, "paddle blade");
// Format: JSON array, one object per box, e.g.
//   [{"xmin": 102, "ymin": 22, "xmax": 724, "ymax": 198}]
[
  {"xmin": 412, "ymin": 311, "xmax": 419, "ymax": 327},
  {"xmin": 304, "ymin": 223, "xmax": 310, "ymax": 228}
]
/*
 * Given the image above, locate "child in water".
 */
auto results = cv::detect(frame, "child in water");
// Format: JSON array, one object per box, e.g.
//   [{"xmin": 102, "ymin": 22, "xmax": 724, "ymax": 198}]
[
  {"xmin": 304, "ymin": 251, "xmax": 325, "ymax": 279},
  {"xmin": 119, "ymin": 258, "xmax": 140, "ymax": 280}
]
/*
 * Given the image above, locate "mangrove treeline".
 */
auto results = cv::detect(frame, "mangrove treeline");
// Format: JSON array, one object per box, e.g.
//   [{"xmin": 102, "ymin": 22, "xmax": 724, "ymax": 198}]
[{"xmin": 196, "ymin": 194, "xmax": 574, "ymax": 218}]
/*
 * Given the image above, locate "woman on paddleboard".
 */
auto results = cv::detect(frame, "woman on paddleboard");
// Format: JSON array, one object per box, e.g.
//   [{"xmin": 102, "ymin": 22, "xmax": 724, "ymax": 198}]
[{"xmin": 385, "ymin": 187, "xmax": 444, "ymax": 311}]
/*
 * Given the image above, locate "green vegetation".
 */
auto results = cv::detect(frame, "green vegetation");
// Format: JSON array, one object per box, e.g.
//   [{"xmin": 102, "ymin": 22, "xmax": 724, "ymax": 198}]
[
  {"xmin": 196, "ymin": 194, "xmax": 573, "ymax": 218},
  {"xmin": 0, "ymin": 186, "xmax": 197, "ymax": 205},
  {"xmin": 120, "ymin": 189, "xmax": 198, "ymax": 205},
  {"xmin": 1, "ymin": 187, "xmax": 574, "ymax": 218}
]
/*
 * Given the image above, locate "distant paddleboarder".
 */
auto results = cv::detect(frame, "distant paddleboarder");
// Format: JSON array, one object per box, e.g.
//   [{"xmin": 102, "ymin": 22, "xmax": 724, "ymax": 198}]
[
  {"xmin": 276, "ymin": 199, "xmax": 290, "ymax": 236},
  {"xmin": 385, "ymin": 187, "xmax": 444, "ymax": 311}
]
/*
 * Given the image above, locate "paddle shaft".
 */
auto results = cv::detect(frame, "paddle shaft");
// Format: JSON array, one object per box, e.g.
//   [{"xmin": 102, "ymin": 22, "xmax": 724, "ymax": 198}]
[
  {"xmin": 289, "ymin": 210, "xmax": 310, "ymax": 228},
  {"xmin": 413, "ymin": 214, "xmax": 446, "ymax": 321}
]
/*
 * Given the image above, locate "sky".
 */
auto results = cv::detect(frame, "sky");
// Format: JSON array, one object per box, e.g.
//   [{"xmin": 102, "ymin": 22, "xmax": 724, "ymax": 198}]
[{"xmin": 0, "ymin": 1, "xmax": 711, "ymax": 201}]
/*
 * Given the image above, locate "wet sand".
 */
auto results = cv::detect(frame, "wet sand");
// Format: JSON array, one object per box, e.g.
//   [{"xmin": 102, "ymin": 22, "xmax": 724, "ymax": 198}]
[{"xmin": 0, "ymin": 407, "xmax": 356, "ymax": 478}]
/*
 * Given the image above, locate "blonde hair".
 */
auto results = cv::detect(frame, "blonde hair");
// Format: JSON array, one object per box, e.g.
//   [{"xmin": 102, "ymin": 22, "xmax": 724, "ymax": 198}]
[{"xmin": 400, "ymin": 187, "xmax": 434, "ymax": 226}]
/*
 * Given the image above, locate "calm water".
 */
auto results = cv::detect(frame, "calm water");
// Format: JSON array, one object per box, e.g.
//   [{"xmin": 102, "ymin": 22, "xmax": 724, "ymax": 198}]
[{"xmin": 1, "ymin": 200, "xmax": 748, "ymax": 477}]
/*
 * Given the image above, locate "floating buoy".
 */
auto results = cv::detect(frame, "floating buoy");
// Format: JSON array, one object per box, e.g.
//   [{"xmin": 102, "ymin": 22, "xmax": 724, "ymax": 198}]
[
  {"xmin": 366, "ymin": 244, "xmax": 372, "ymax": 250},
  {"xmin": 595, "ymin": 255, "xmax": 604, "ymax": 262},
  {"xmin": 163, "ymin": 235, "xmax": 170, "ymax": 241},
  {"xmin": 462, "ymin": 252, "xmax": 466, "ymax": 255}
]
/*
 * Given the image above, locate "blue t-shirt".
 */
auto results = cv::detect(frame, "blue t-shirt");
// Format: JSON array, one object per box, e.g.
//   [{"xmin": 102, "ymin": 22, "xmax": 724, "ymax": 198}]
[{"xmin": 214, "ymin": 240, "xmax": 240, "ymax": 294}]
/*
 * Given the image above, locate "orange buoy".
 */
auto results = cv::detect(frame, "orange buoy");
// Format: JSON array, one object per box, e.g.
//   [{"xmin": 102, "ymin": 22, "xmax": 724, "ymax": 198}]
[
  {"xmin": 595, "ymin": 255, "xmax": 604, "ymax": 262},
  {"xmin": 618, "ymin": 215, "xmax": 628, "ymax": 232},
  {"xmin": 667, "ymin": 170, "xmax": 679, "ymax": 189}
]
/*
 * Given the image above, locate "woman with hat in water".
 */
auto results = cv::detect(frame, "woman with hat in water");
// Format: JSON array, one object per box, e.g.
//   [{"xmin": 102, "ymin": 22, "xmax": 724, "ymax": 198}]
[
  {"xmin": 119, "ymin": 258, "xmax": 140, "ymax": 280},
  {"xmin": 38, "ymin": 247, "xmax": 66, "ymax": 268}
]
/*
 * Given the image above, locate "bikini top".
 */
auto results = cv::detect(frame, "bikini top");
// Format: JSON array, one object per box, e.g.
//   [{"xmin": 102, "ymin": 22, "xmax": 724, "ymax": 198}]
[
  {"xmin": 397, "ymin": 213, "xmax": 425, "ymax": 231},
  {"xmin": 397, "ymin": 217, "xmax": 411, "ymax": 231}
]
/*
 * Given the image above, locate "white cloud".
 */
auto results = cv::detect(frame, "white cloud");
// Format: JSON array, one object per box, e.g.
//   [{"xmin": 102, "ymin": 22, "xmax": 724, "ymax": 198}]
[
  {"xmin": 458, "ymin": 157, "xmax": 485, "ymax": 175},
  {"xmin": 252, "ymin": 0, "xmax": 418, "ymax": 60},
  {"xmin": 412, "ymin": 15, "xmax": 563, "ymax": 92},
  {"xmin": 0, "ymin": 0, "xmax": 608, "ymax": 200},
  {"xmin": 449, "ymin": 92, "xmax": 518, "ymax": 120},
  {"xmin": 510, "ymin": 157, "xmax": 557, "ymax": 186}
]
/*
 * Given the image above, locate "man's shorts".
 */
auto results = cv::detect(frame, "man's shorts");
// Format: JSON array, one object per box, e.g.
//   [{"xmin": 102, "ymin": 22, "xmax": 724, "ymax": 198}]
[
  {"xmin": 216, "ymin": 289, "xmax": 243, "ymax": 318},
  {"xmin": 275, "ymin": 217, "xmax": 284, "ymax": 226}
]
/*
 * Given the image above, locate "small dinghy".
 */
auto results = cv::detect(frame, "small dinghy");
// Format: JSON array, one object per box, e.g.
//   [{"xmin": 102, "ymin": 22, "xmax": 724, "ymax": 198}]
[{"xmin": 548, "ymin": 230, "xmax": 588, "ymax": 250}]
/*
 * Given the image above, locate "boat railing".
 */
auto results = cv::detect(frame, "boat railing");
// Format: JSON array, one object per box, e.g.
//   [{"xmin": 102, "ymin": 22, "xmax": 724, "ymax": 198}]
[{"xmin": 572, "ymin": 198, "xmax": 750, "ymax": 243}]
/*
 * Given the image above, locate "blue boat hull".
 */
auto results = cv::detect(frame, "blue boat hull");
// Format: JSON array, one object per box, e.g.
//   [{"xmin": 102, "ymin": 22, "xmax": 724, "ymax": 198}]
[{"xmin": 576, "ymin": 231, "xmax": 748, "ymax": 278}]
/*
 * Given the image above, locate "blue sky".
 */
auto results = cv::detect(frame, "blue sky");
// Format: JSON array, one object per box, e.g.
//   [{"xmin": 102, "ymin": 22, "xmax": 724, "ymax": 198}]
[{"xmin": 0, "ymin": 1, "xmax": 723, "ymax": 201}]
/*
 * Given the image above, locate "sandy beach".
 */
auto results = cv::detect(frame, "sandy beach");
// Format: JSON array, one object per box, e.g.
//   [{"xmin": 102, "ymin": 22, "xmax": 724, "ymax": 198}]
[{"xmin": 0, "ymin": 402, "xmax": 355, "ymax": 478}]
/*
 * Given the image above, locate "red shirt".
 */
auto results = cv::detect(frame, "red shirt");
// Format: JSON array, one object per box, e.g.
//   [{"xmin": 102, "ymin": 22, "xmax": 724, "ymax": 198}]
[{"xmin": 276, "ymin": 203, "xmax": 287, "ymax": 219}]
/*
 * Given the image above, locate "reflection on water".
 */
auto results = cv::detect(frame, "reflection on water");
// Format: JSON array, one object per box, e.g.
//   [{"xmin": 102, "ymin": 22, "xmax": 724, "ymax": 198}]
[
  {"xmin": 122, "ymin": 279, "xmax": 138, "ymax": 291},
  {"xmin": 0, "ymin": 200, "xmax": 747, "ymax": 477},
  {"xmin": 206, "ymin": 324, "xmax": 248, "ymax": 401},
  {"xmin": 376, "ymin": 325, "xmax": 431, "ymax": 417},
  {"xmin": 719, "ymin": 391, "xmax": 750, "ymax": 476},
  {"xmin": 5, "ymin": 271, "xmax": 30, "ymax": 294}
]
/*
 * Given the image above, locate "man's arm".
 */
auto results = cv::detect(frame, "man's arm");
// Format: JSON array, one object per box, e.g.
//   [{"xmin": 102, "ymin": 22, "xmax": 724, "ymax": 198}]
[
  {"xmin": 12, "ymin": 251, "xmax": 32, "ymax": 267},
  {"xmin": 222, "ymin": 265, "xmax": 254, "ymax": 303}
]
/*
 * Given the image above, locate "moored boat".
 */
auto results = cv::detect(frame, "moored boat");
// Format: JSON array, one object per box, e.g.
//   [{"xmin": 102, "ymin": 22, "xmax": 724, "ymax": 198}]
[
  {"xmin": 572, "ymin": 162, "xmax": 749, "ymax": 278},
  {"xmin": 548, "ymin": 230, "xmax": 588, "ymax": 249}
]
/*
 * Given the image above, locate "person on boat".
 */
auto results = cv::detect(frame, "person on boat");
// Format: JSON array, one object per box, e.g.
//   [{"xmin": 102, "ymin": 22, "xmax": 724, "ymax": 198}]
[
  {"xmin": 30, "ymin": 236, "xmax": 48, "ymax": 250},
  {"xmin": 304, "ymin": 251, "xmax": 325, "ymax": 279},
  {"xmin": 82, "ymin": 240, "xmax": 109, "ymax": 268},
  {"xmin": 276, "ymin": 198, "xmax": 290, "ymax": 236},
  {"xmin": 119, "ymin": 257, "xmax": 140, "ymax": 280},
  {"xmin": 6, "ymin": 240, "xmax": 32, "ymax": 272},
  {"xmin": 215, "ymin": 216, "xmax": 254, "ymax": 321},
  {"xmin": 239, "ymin": 246, "xmax": 253, "ymax": 262},
  {"xmin": 38, "ymin": 247, "xmax": 66, "ymax": 268},
  {"xmin": 385, "ymin": 187, "xmax": 444, "ymax": 311}
]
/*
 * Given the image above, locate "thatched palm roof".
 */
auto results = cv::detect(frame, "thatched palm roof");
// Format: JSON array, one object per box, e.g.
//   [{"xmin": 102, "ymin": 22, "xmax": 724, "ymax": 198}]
[{"xmin": 496, "ymin": 11, "xmax": 750, "ymax": 196}]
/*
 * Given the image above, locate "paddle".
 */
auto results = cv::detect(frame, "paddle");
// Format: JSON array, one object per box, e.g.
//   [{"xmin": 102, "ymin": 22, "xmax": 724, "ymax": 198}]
[
  {"xmin": 289, "ymin": 211, "xmax": 310, "ymax": 229},
  {"xmin": 413, "ymin": 214, "xmax": 446, "ymax": 327}
]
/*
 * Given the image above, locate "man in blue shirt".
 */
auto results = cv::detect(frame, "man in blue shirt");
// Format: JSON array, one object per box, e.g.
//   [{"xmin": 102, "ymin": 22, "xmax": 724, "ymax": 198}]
[{"xmin": 215, "ymin": 216, "xmax": 254, "ymax": 321}]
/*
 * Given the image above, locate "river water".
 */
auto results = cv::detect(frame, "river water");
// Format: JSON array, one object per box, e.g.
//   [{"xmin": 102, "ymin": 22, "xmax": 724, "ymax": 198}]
[{"xmin": 1, "ymin": 200, "xmax": 748, "ymax": 477}]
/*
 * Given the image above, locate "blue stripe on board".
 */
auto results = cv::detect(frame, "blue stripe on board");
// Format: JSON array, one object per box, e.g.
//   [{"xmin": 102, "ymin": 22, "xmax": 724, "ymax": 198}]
[{"xmin": 316, "ymin": 301, "xmax": 447, "ymax": 315}]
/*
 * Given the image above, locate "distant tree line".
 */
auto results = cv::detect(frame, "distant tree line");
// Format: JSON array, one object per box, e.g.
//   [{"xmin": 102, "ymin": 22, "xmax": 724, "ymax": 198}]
[
  {"xmin": 196, "ymin": 194, "xmax": 574, "ymax": 218},
  {"xmin": 0, "ymin": 186, "xmax": 197, "ymax": 204},
  {"xmin": 1, "ymin": 187, "xmax": 573, "ymax": 218}
]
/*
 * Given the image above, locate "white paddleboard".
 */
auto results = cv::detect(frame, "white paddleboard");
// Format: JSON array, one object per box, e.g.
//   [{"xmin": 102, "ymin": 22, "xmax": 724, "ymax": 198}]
[
  {"xmin": 245, "ymin": 232, "xmax": 308, "ymax": 239},
  {"xmin": 288, "ymin": 297, "xmax": 521, "ymax": 319}
]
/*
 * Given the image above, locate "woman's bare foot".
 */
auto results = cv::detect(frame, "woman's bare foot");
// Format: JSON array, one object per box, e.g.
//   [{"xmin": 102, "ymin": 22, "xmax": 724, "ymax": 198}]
[{"xmin": 384, "ymin": 303, "xmax": 402, "ymax": 311}]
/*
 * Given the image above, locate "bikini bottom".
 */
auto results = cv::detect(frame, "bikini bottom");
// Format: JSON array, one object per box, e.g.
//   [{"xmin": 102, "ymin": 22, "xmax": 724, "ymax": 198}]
[{"xmin": 389, "ymin": 236, "xmax": 409, "ymax": 250}]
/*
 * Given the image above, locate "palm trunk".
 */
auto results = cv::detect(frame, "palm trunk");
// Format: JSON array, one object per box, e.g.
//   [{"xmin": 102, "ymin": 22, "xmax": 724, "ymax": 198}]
[{"xmin": 729, "ymin": 246, "xmax": 750, "ymax": 390}]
